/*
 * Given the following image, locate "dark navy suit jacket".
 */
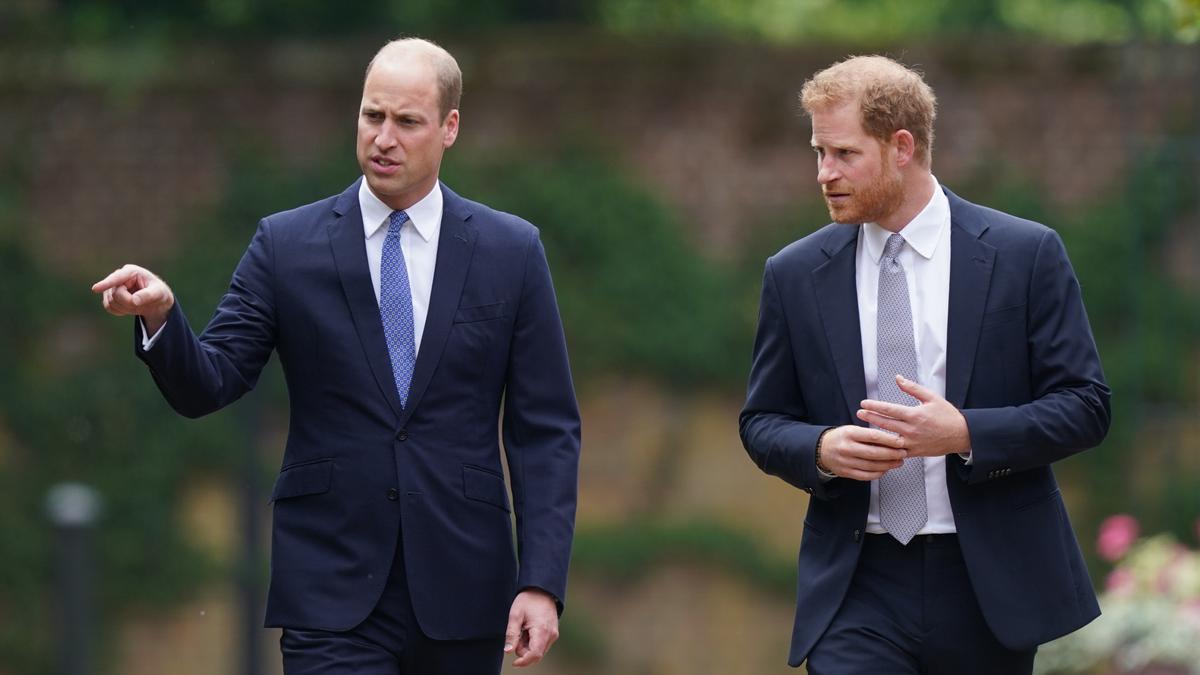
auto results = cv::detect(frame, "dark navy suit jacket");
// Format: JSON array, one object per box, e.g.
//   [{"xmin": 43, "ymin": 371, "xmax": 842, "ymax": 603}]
[
  {"xmin": 137, "ymin": 180, "xmax": 581, "ymax": 640},
  {"xmin": 740, "ymin": 188, "xmax": 1110, "ymax": 666}
]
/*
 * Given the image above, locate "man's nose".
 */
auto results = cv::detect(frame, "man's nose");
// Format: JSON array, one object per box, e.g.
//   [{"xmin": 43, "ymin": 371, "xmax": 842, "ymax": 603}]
[
  {"xmin": 817, "ymin": 158, "xmax": 839, "ymax": 185},
  {"xmin": 376, "ymin": 121, "xmax": 399, "ymax": 150}
]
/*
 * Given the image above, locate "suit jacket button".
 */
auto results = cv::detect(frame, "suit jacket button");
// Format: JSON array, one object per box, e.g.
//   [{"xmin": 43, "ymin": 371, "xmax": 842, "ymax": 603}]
[
  {"xmin": 853, "ymin": 529, "xmax": 862, "ymax": 542},
  {"xmin": 386, "ymin": 488, "xmax": 399, "ymax": 501},
  {"xmin": 397, "ymin": 429, "xmax": 408, "ymax": 441}
]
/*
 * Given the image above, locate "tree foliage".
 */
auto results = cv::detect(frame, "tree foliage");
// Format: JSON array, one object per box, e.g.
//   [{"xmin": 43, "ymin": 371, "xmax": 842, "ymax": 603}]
[
  {"xmin": 4, "ymin": 0, "xmax": 1197, "ymax": 43},
  {"xmin": 600, "ymin": 0, "xmax": 1196, "ymax": 44}
]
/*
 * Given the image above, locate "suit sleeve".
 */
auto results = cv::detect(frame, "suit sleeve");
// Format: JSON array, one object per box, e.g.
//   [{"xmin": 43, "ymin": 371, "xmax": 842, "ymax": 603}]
[
  {"xmin": 502, "ymin": 229, "xmax": 581, "ymax": 610},
  {"xmin": 135, "ymin": 218, "xmax": 278, "ymax": 418},
  {"xmin": 739, "ymin": 258, "xmax": 841, "ymax": 500},
  {"xmin": 958, "ymin": 229, "xmax": 1111, "ymax": 483}
]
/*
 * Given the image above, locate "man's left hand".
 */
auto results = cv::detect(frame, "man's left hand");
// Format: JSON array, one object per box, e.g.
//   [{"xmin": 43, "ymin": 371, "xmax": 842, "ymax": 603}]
[
  {"xmin": 504, "ymin": 588, "xmax": 559, "ymax": 667},
  {"xmin": 857, "ymin": 375, "xmax": 971, "ymax": 457}
]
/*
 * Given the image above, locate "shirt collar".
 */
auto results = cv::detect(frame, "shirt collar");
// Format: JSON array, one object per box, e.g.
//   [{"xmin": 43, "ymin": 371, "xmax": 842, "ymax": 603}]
[
  {"xmin": 359, "ymin": 179, "xmax": 442, "ymax": 242},
  {"xmin": 862, "ymin": 176, "xmax": 948, "ymax": 264}
]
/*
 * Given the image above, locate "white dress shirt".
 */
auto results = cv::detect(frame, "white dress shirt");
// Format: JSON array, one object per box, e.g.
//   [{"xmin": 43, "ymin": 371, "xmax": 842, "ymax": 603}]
[
  {"xmin": 856, "ymin": 177, "xmax": 959, "ymax": 535},
  {"xmin": 358, "ymin": 179, "xmax": 441, "ymax": 353},
  {"xmin": 143, "ymin": 179, "xmax": 443, "ymax": 352}
]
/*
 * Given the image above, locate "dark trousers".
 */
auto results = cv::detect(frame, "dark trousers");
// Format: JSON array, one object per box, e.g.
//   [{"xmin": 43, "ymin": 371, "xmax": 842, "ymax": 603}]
[
  {"xmin": 280, "ymin": 539, "xmax": 504, "ymax": 675},
  {"xmin": 807, "ymin": 534, "xmax": 1035, "ymax": 675}
]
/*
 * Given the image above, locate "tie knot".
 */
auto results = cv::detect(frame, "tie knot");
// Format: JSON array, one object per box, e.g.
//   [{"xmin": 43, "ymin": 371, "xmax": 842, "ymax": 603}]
[
  {"xmin": 387, "ymin": 210, "xmax": 410, "ymax": 235},
  {"xmin": 884, "ymin": 233, "xmax": 905, "ymax": 260}
]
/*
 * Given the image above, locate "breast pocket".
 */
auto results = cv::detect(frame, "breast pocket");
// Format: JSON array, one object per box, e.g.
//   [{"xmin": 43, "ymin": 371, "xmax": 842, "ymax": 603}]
[
  {"xmin": 444, "ymin": 302, "xmax": 511, "ymax": 381},
  {"xmin": 454, "ymin": 301, "xmax": 508, "ymax": 324},
  {"xmin": 981, "ymin": 303, "xmax": 1026, "ymax": 327}
]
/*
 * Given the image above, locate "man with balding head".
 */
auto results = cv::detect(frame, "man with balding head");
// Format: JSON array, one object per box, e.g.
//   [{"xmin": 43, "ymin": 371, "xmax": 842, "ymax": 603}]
[
  {"xmin": 94, "ymin": 38, "xmax": 580, "ymax": 673},
  {"xmin": 740, "ymin": 55, "xmax": 1109, "ymax": 673}
]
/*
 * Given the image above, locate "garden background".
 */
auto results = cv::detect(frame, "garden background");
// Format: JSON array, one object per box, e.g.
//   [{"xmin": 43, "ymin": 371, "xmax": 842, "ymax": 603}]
[{"xmin": 1, "ymin": 1, "xmax": 1198, "ymax": 673}]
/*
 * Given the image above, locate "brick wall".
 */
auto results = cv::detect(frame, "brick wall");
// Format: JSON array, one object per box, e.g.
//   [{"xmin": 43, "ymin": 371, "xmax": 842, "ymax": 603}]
[{"xmin": 3, "ymin": 36, "xmax": 1197, "ymax": 271}]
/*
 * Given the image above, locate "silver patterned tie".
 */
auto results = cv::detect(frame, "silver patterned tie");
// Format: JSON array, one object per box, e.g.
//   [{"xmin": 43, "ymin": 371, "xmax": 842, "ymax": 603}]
[{"xmin": 876, "ymin": 233, "xmax": 927, "ymax": 545}]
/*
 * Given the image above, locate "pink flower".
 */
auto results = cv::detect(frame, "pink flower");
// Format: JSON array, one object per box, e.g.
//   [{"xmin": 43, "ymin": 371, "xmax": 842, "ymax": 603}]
[
  {"xmin": 1097, "ymin": 514, "xmax": 1139, "ymax": 562},
  {"xmin": 1154, "ymin": 546, "xmax": 1187, "ymax": 593},
  {"xmin": 1106, "ymin": 568, "xmax": 1136, "ymax": 598},
  {"xmin": 1179, "ymin": 599, "xmax": 1200, "ymax": 628}
]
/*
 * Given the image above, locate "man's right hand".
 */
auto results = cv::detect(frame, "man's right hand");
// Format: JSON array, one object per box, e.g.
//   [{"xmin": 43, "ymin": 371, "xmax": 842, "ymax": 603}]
[
  {"xmin": 92, "ymin": 264, "xmax": 175, "ymax": 335},
  {"xmin": 817, "ymin": 425, "xmax": 907, "ymax": 481}
]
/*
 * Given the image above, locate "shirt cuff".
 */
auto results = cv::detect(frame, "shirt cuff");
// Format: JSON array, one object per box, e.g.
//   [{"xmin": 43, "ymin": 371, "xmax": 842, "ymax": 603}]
[{"xmin": 140, "ymin": 317, "xmax": 167, "ymax": 350}]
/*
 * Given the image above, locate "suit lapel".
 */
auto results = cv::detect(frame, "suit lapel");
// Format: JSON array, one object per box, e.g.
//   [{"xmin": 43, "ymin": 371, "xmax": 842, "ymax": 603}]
[
  {"xmin": 399, "ymin": 184, "xmax": 477, "ymax": 426},
  {"xmin": 328, "ymin": 180, "xmax": 405, "ymax": 419},
  {"xmin": 944, "ymin": 189, "xmax": 995, "ymax": 408},
  {"xmin": 812, "ymin": 225, "xmax": 868, "ymax": 421}
]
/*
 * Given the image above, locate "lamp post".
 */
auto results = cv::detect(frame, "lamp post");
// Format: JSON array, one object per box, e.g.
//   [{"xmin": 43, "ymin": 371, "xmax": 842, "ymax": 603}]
[{"xmin": 46, "ymin": 482, "xmax": 103, "ymax": 675}]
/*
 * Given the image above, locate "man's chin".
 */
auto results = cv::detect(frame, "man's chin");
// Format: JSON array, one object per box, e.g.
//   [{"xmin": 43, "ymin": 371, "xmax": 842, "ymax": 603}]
[
  {"xmin": 826, "ymin": 207, "xmax": 861, "ymax": 225},
  {"xmin": 365, "ymin": 176, "xmax": 402, "ymax": 197}
]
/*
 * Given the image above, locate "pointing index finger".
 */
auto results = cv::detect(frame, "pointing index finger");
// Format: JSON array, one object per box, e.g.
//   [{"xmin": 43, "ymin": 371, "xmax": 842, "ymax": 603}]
[{"xmin": 91, "ymin": 267, "xmax": 138, "ymax": 293}]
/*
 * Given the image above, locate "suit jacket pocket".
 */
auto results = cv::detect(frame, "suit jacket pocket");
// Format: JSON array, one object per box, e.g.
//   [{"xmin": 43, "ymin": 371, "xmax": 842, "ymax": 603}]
[
  {"xmin": 270, "ymin": 459, "xmax": 333, "ymax": 502},
  {"xmin": 1015, "ymin": 487, "xmax": 1061, "ymax": 512},
  {"xmin": 462, "ymin": 464, "xmax": 511, "ymax": 512},
  {"xmin": 454, "ymin": 302, "xmax": 508, "ymax": 324},
  {"xmin": 802, "ymin": 518, "xmax": 824, "ymax": 537},
  {"xmin": 981, "ymin": 303, "xmax": 1026, "ymax": 327}
]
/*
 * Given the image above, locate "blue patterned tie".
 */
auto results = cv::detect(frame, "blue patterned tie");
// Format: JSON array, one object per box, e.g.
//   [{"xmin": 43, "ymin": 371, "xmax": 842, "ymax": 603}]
[
  {"xmin": 380, "ymin": 210, "xmax": 416, "ymax": 407},
  {"xmin": 876, "ymin": 233, "xmax": 927, "ymax": 545}
]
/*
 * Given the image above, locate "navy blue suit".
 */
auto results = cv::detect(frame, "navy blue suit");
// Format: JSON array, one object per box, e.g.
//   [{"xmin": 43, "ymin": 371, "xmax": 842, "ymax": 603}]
[
  {"xmin": 740, "ymin": 188, "xmax": 1109, "ymax": 667},
  {"xmin": 137, "ymin": 180, "xmax": 580, "ymax": 642}
]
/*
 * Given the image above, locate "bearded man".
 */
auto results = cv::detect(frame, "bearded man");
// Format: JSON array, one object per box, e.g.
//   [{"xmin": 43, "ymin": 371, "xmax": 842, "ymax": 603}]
[{"xmin": 739, "ymin": 55, "xmax": 1110, "ymax": 674}]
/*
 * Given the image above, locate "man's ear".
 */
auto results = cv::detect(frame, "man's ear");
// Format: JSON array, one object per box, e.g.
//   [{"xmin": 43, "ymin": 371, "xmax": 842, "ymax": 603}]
[
  {"xmin": 892, "ymin": 129, "xmax": 916, "ymax": 167},
  {"xmin": 442, "ymin": 109, "xmax": 460, "ymax": 148}
]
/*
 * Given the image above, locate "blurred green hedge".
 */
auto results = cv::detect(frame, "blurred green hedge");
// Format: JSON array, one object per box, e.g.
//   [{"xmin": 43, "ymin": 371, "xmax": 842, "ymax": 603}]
[{"xmin": 0, "ymin": 114, "xmax": 1196, "ymax": 673}]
